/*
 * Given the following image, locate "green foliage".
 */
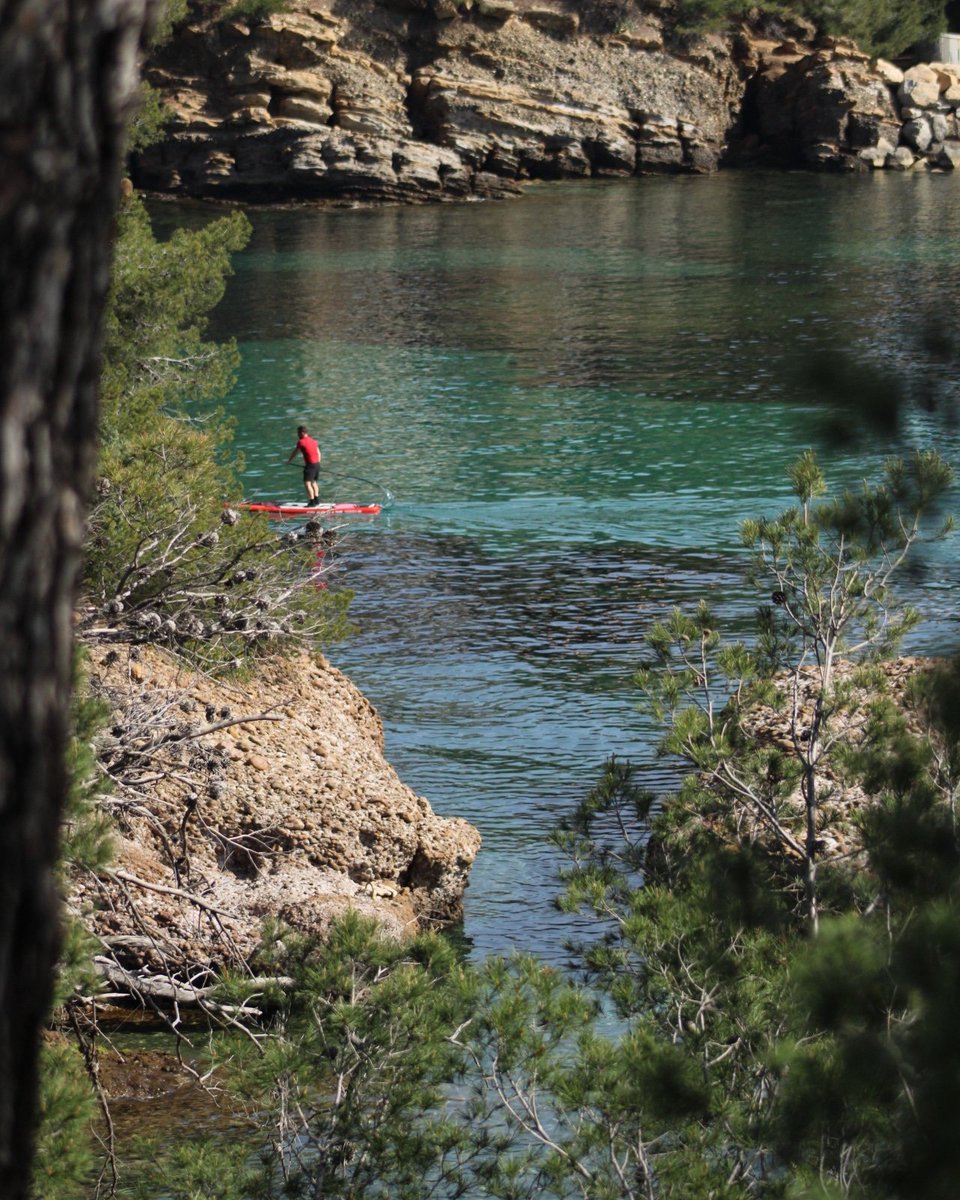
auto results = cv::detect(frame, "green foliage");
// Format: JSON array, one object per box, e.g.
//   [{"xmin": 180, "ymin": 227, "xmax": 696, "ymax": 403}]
[
  {"xmin": 135, "ymin": 913, "xmax": 482, "ymax": 1200},
  {"xmin": 129, "ymin": 1141, "xmax": 275, "ymax": 1200},
  {"xmin": 799, "ymin": 0, "xmax": 947, "ymax": 58},
  {"xmin": 772, "ymin": 651, "xmax": 960, "ymax": 1199},
  {"xmin": 125, "ymin": 0, "xmax": 188, "ymax": 157},
  {"xmin": 186, "ymin": 0, "xmax": 291, "ymax": 25},
  {"xmin": 33, "ymin": 664, "xmax": 116, "ymax": 1197},
  {"xmin": 114, "ymin": 450, "xmax": 958, "ymax": 1200},
  {"xmin": 59, "ymin": 660, "xmax": 115, "ymax": 891},
  {"xmin": 549, "ymin": 759, "xmax": 797, "ymax": 1197},
  {"xmin": 127, "ymin": 82, "xmax": 175, "ymax": 155},
  {"xmin": 134, "ymin": 905, "xmax": 773, "ymax": 1198},
  {"xmin": 553, "ymin": 453, "xmax": 955, "ymax": 1194},
  {"xmin": 100, "ymin": 195, "xmax": 248, "ymax": 426},
  {"xmin": 153, "ymin": 0, "xmax": 190, "ymax": 43},
  {"xmin": 32, "ymin": 1038, "xmax": 100, "ymax": 1200},
  {"xmin": 670, "ymin": 0, "xmax": 947, "ymax": 57},
  {"xmin": 84, "ymin": 194, "xmax": 353, "ymax": 664},
  {"xmin": 777, "ymin": 884, "xmax": 960, "ymax": 1200},
  {"xmin": 227, "ymin": 0, "xmax": 290, "ymax": 21},
  {"xmin": 672, "ymin": 0, "xmax": 750, "ymax": 34}
]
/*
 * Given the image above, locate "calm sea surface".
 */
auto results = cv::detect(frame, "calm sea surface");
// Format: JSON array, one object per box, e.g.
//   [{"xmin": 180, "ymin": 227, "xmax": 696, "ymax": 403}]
[{"xmin": 166, "ymin": 171, "xmax": 960, "ymax": 964}]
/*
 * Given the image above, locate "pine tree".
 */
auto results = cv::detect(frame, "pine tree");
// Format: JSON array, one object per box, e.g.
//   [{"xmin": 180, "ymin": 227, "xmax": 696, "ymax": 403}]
[
  {"xmin": 82, "ymin": 194, "xmax": 352, "ymax": 663},
  {"xmin": 0, "ymin": 0, "xmax": 154, "ymax": 1192}
]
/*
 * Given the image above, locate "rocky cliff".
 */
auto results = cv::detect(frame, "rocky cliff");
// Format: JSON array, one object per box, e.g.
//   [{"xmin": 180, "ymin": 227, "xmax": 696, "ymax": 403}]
[
  {"xmin": 70, "ymin": 644, "xmax": 480, "ymax": 1000},
  {"xmin": 134, "ymin": 0, "xmax": 960, "ymax": 204}
]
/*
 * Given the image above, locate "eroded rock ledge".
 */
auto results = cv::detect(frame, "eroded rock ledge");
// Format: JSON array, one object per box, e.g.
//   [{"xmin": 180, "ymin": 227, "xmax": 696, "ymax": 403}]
[
  {"xmin": 70, "ymin": 644, "xmax": 480, "ymax": 991},
  {"xmin": 133, "ymin": 1, "xmax": 960, "ymax": 205},
  {"xmin": 135, "ymin": 0, "xmax": 737, "ymax": 200}
]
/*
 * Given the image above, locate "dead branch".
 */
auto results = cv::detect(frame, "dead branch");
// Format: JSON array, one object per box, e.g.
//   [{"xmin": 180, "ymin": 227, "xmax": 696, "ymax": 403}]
[
  {"xmin": 108, "ymin": 870, "xmax": 238, "ymax": 920},
  {"xmin": 92, "ymin": 958, "xmax": 294, "ymax": 1012}
]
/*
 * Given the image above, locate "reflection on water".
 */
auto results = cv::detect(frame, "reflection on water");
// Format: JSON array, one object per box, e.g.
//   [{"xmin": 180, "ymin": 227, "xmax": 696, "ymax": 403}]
[{"xmin": 175, "ymin": 171, "xmax": 960, "ymax": 963}]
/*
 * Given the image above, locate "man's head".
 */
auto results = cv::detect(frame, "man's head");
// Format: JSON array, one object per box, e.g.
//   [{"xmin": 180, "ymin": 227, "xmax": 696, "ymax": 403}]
[{"xmin": 297, "ymin": 425, "xmax": 307, "ymax": 437}]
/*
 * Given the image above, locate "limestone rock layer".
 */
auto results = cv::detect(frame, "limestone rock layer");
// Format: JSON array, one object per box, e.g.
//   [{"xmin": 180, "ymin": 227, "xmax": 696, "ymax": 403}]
[
  {"xmin": 134, "ymin": 1, "xmax": 960, "ymax": 202},
  {"xmin": 133, "ymin": 0, "xmax": 746, "ymax": 200}
]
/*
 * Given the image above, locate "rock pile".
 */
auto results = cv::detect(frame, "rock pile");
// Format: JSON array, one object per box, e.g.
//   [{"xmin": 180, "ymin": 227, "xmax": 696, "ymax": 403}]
[
  {"xmin": 871, "ymin": 59, "xmax": 960, "ymax": 170},
  {"xmin": 70, "ymin": 644, "xmax": 480, "ymax": 992},
  {"xmin": 741, "ymin": 33, "xmax": 960, "ymax": 172}
]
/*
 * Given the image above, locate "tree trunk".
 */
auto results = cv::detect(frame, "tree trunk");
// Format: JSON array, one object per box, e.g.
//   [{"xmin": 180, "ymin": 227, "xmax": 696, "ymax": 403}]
[
  {"xmin": 802, "ymin": 695, "xmax": 824, "ymax": 934},
  {"xmin": 0, "ymin": 0, "xmax": 152, "ymax": 1193}
]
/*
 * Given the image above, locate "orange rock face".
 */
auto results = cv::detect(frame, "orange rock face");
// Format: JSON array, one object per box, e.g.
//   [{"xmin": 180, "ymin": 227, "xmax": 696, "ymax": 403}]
[{"xmin": 70, "ymin": 643, "xmax": 481, "ymax": 985}]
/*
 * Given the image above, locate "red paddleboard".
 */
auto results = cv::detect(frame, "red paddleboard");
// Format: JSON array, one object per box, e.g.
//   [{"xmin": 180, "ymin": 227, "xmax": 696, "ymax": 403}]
[{"xmin": 229, "ymin": 501, "xmax": 381, "ymax": 517}]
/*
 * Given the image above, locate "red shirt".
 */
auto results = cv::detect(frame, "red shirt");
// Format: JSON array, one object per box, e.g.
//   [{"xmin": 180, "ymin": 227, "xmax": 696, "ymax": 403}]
[{"xmin": 296, "ymin": 434, "xmax": 320, "ymax": 465}]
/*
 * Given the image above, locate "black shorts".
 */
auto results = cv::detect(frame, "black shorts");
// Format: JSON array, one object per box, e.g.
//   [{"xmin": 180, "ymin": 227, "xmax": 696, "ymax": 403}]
[{"xmin": 303, "ymin": 463, "xmax": 320, "ymax": 483}]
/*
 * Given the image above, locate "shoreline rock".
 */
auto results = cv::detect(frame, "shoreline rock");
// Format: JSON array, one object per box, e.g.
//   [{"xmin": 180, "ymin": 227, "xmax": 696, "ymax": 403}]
[
  {"xmin": 70, "ymin": 644, "xmax": 480, "ymax": 994},
  {"xmin": 128, "ymin": 0, "xmax": 754, "ymax": 202},
  {"xmin": 132, "ymin": 1, "xmax": 960, "ymax": 206}
]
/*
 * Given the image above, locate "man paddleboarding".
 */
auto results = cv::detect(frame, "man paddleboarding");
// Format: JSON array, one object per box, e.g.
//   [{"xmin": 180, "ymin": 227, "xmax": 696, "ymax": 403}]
[{"xmin": 287, "ymin": 425, "xmax": 322, "ymax": 505}]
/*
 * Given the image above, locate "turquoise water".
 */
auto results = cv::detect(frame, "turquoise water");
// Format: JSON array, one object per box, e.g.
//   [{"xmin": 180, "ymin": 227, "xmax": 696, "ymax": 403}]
[{"xmin": 183, "ymin": 171, "xmax": 960, "ymax": 962}]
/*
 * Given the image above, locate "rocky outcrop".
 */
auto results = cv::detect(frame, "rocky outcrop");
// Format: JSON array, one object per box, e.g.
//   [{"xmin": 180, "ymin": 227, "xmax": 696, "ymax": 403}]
[
  {"xmin": 736, "ymin": 35, "xmax": 960, "ymax": 172},
  {"xmin": 135, "ymin": 2, "xmax": 960, "ymax": 201},
  {"xmin": 70, "ymin": 644, "xmax": 480, "ymax": 988},
  {"xmin": 133, "ymin": 0, "xmax": 748, "ymax": 200}
]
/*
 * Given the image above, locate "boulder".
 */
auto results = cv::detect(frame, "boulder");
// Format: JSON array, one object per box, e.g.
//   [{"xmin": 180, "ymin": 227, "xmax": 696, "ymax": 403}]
[
  {"xmin": 609, "ymin": 20, "xmax": 664, "ymax": 52},
  {"xmin": 805, "ymin": 141, "xmax": 856, "ymax": 169},
  {"xmin": 874, "ymin": 58, "xmax": 904, "ymax": 85},
  {"xmin": 937, "ymin": 140, "xmax": 960, "ymax": 168},
  {"xmin": 475, "ymin": 0, "xmax": 518, "ymax": 18},
  {"xmin": 901, "ymin": 115, "xmax": 933, "ymax": 152},
  {"xmin": 933, "ymin": 63, "xmax": 960, "ymax": 90},
  {"xmin": 858, "ymin": 145, "xmax": 887, "ymax": 168},
  {"xmin": 898, "ymin": 75, "xmax": 942, "ymax": 110},
  {"xmin": 904, "ymin": 62, "xmax": 940, "ymax": 85},
  {"xmin": 929, "ymin": 110, "xmax": 952, "ymax": 141},
  {"xmin": 887, "ymin": 144, "xmax": 917, "ymax": 169},
  {"xmin": 69, "ymin": 644, "xmax": 482, "ymax": 983}
]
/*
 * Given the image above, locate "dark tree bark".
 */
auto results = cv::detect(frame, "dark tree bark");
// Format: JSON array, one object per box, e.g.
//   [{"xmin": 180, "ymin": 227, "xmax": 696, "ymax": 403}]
[{"xmin": 0, "ymin": 0, "xmax": 153, "ymax": 1194}]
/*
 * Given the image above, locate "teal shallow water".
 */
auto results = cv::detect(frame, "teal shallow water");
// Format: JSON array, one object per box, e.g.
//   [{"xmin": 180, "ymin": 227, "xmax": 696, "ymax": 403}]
[{"xmin": 168, "ymin": 170, "xmax": 960, "ymax": 962}]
